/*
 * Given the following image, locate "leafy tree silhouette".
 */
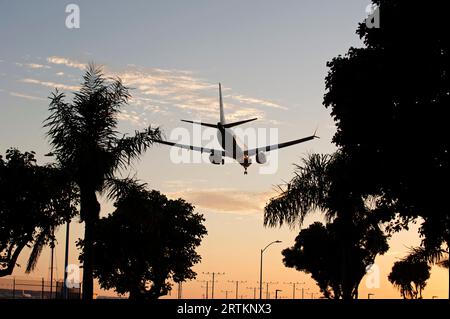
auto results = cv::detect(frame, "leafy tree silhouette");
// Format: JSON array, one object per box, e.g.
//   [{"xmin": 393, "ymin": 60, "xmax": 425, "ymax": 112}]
[
  {"xmin": 79, "ymin": 178, "xmax": 207, "ymax": 299},
  {"xmin": 283, "ymin": 220, "xmax": 387, "ymax": 299},
  {"xmin": 323, "ymin": 0, "xmax": 449, "ymax": 295},
  {"xmin": 0, "ymin": 148, "xmax": 76, "ymax": 277},
  {"xmin": 44, "ymin": 64, "xmax": 161, "ymax": 299},
  {"xmin": 388, "ymin": 259, "xmax": 430, "ymax": 299},
  {"xmin": 265, "ymin": 152, "xmax": 388, "ymax": 299}
]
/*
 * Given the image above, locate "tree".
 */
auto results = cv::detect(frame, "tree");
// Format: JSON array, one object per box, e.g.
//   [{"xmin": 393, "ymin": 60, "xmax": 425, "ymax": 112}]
[
  {"xmin": 388, "ymin": 259, "xmax": 430, "ymax": 299},
  {"xmin": 265, "ymin": 152, "xmax": 389, "ymax": 299},
  {"xmin": 79, "ymin": 179, "xmax": 207, "ymax": 299},
  {"xmin": 44, "ymin": 64, "xmax": 161, "ymax": 299},
  {"xmin": 323, "ymin": 0, "xmax": 449, "ymax": 294},
  {"xmin": 283, "ymin": 220, "xmax": 387, "ymax": 299},
  {"xmin": 0, "ymin": 148, "xmax": 76, "ymax": 276}
]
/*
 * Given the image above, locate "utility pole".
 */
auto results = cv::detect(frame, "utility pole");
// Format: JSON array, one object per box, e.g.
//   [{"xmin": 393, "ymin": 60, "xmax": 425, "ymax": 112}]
[
  {"xmin": 49, "ymin": 228, "xmax": 55, "ymax": 299},
  {"xmin": 228, "ymin": 280, "xmax": 246, "ymax": 299},
  {"xmin": 263, "ymin": 282, "xmax": 278, "ymax": 299},
  {"xmin": 221, "ymin": 290, "xmax": 232, "ymax": 299},
  {"xmin": 300, "ymin": 287, "xmax": 309, "ymax": 299},
  {"xmin": 202, "ymin": 272, "xmax": 225, "ymax": 299},
  {"xmin": 284, "ymin": 282, "xmax": 304, "ymax": 299},
  {"xmin": 199, "ymin": 280, "xmax": 209, "ymax": 299},
  {"xmin": 247, "ymin": 287, "xmax": 257, "ymax": 299}
]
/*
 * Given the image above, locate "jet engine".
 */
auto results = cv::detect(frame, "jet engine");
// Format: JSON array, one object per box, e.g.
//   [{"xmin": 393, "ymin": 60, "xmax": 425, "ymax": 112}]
[
  {"xmin": 256, "ymin": 152, "xmax": 267, "ymax": 164},
  {"xmin": 209, "ymin": 152, "xmax": 223, "ymax": 165}
]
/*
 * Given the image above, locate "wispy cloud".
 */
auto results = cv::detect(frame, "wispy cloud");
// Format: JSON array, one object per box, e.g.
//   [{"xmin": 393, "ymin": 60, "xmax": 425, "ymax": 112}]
[
  {"xmin": 230, "ymin": 94, "xmax": 288, "ymax": 110},
  {"xmin": 9, "ymin": 91, "xmax": 46, "ymax": 101},
  {"xmin": 167, "ymin": 188, "xmax": 275, "ymax": 215},
  {"xmin": 18, "ymin": 56, "xmax": 288, "ymax": 126},
  {"xmin": 21, "ymin": 78, "xmax": 80, "ymax": 91},
  {"xmin": 16, "ymin": 62, "xmax": 51, "ymax": 69},
  {"xmin": 47, "ymin": 56, "xmax": 86, "ymax": 70}
]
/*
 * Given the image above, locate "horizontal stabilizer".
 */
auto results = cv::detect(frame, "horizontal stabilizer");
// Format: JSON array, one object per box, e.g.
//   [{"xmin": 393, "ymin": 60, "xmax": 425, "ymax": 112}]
[
  {"xmin": 223, "ymin": 118, "xmax": 258, "ymax": 128},
  {"xmin": 181, "ymin": 120, "xmax": 218, "ymax": 128}
]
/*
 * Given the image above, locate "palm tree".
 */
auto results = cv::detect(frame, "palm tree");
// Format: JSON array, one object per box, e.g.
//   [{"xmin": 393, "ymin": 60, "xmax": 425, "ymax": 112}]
[
  {"xmin": 44, "ymin": 64, "xmax": 161, "ymax": 299},
  {"xmin": 264, "ymin": 152, "xmax": 388, "ymax": 299}
]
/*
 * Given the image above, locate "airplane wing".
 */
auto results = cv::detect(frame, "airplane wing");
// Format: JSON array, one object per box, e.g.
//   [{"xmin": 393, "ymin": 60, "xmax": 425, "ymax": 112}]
[
  {"xmin": 152, "ymin": 139, "xmax": 225, "ymax": 156},
  {"xmin": 246, "ymin": 134, "xmax": 318, "ymax": 156}
]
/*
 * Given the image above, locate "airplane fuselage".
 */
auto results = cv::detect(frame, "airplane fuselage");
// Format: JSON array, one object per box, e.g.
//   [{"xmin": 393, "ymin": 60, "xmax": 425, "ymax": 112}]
[{"xmin": 217, "ymin": 123, "xmax": 251, "ymax": 171}]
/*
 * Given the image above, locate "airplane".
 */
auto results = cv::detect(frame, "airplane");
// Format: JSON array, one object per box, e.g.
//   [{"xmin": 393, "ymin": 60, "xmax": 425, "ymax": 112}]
[{"xmin": 152, "ymin": 83, "xmax": 319, "ymax": 175}]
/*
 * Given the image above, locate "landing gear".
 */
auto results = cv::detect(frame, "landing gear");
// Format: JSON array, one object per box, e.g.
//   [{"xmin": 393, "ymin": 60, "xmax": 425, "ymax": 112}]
[{"xmin": 244, "ymin": 168, "xmax": 248, "ymax": 175}]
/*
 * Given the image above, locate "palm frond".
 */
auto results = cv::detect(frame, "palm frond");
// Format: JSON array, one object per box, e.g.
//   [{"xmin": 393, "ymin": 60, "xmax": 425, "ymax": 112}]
[
  {"xmin": 404, "ymin": 246, "xmax": 448, "ymax": 268},
  {"xmin": 112, "ymin": 126, "xmax": 162, "ymax": 170},
  {"xmin": 264, "ymin": 153, "xmax": 333, "ymax": 228},
  {"xmin": 25, "ymin": 230, "xmax": 49, "ymax": 273},
  {"xmin": 104, "ymin": 177, "xmax": 148, "ymax": 201}
]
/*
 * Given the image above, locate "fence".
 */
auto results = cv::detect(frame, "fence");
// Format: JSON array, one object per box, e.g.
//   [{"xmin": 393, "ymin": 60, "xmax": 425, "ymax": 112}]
[{"xmin": 0, "ymin": 277, "xmax": 81, "ymax": 299}]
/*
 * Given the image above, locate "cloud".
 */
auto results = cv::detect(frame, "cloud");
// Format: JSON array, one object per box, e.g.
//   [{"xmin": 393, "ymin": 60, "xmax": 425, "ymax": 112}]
[
  {"xmin": 18, "ymin": 56, "xmax": 288, "ymax": 126},
  {"xmin": 230, "ymin": 94, "xmax": 288, "ymax": 110},
  {"xmin": 162, "ymin": 179, "xmax": 207, "ymax": 189},
  {"xmin": 9, "ymin": 91, "xmax": 46, "ymax": 101},
  {"xmin": 167, "ymin": 188, "xmax": 275, "ymax": 215},
  {"xmin": 116, "ymin": 109, "xmax": 148, "ymax": 126},
  {"xmin": 47, "ymin": 56, "xmax": 86, "ymax": 70},
  {"xmin": 16, "ymin": 62, "xmax": 51, "ymax": 69},
  {"xmin": 20, "ymin": 78, "xmax": 80, "ymax": 91}
]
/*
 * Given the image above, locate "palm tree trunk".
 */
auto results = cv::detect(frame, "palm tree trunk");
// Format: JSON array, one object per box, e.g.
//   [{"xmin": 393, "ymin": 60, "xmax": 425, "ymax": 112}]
[{"xmin": 80, "ymin": 188, "xmax": 100, "ymax": 300}]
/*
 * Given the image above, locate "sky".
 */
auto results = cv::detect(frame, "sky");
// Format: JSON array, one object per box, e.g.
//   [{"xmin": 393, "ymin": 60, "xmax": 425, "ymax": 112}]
[{"xmin": 0, "ymin": 0, "xmax": 447, "ymax": 299}]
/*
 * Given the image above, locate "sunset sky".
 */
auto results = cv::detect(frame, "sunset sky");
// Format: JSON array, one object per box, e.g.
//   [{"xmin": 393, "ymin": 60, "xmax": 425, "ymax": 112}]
[{"xmin": 0, "ymin": 0, "xmax": 447, "ymax": 299}]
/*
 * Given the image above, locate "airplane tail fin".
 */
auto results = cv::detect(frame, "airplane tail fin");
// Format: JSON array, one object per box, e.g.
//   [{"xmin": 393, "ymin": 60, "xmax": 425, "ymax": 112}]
[
  {"xmin": 313, "ymin": 126, "xmax": 320, "ymax": 139},
  {"xmin": 181, "ymin": 83, "xmax": 258, "ymax": 129},
  {"xmin": 219, "ymin": 83, "xmax": 225, "ymax": 125}
]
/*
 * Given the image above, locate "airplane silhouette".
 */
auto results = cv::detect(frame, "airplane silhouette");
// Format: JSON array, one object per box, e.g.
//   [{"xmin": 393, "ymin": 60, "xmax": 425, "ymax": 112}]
[{"xmin": 153, "ymin": 83, "xmax": 318, "ymax": 174}]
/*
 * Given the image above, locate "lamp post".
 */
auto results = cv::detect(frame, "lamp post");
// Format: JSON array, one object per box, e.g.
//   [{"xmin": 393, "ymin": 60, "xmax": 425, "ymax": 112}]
[
  {"xmin": 45, "ymin": 152, "xmax": 72, "ymax": 300},
  {"xmin": 259, "ymin": 240, "xmax": 281, "ymax": 299},
  {"xmin": 275, "ymin": 289, "xmax": 282, "ymax": 299}
]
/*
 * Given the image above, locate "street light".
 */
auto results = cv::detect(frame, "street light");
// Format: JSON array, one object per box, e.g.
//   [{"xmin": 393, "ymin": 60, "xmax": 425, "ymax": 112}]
[
  {"xmin": 275, "ymin": 289, "xmax": 282, "ymax": 299},
  {"xmin": 259, "ymin": 240, "xmax": 282, "ymax": 299}
]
